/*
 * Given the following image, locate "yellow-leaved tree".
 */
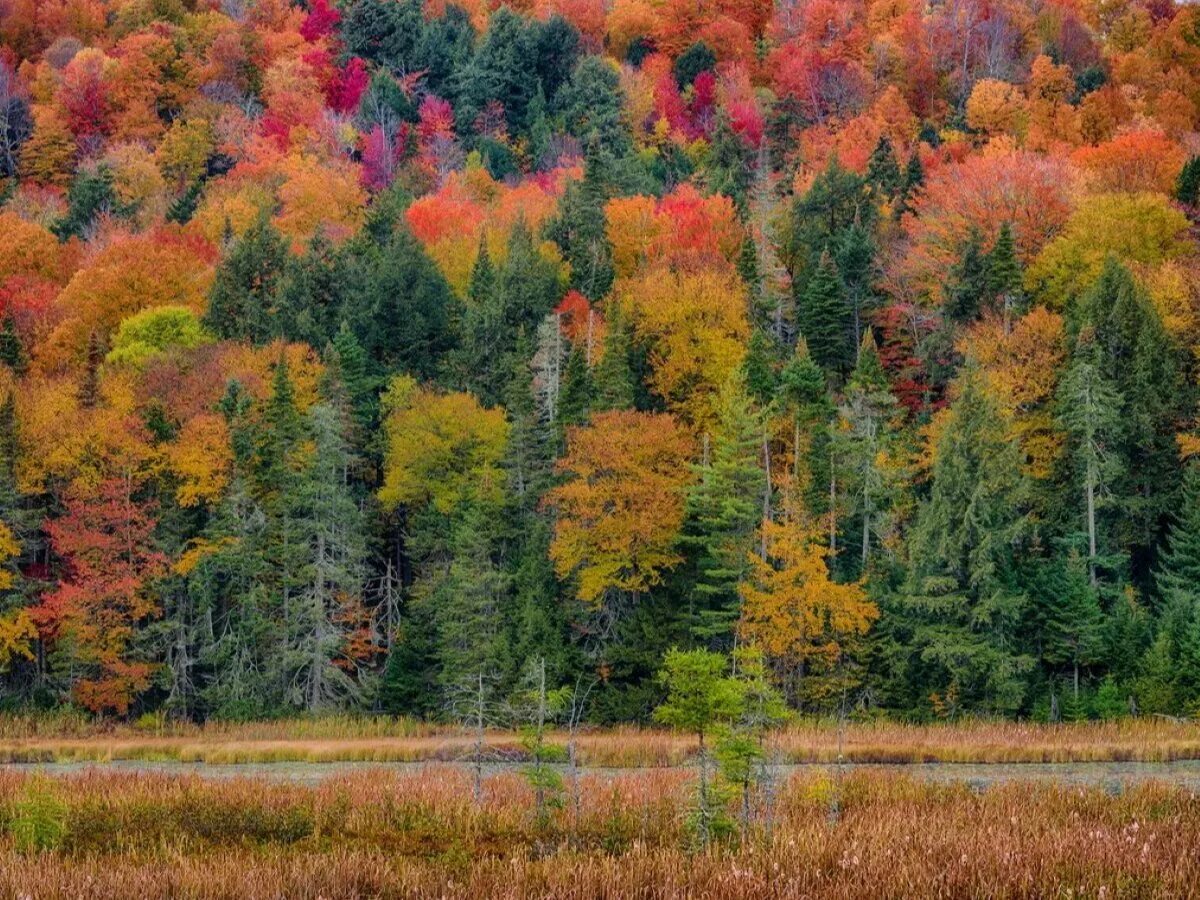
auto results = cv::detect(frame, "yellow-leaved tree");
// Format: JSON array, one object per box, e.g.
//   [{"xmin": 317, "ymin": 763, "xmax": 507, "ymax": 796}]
[
  {"xmin": 615, "ymin": 267, "xmax": 749, "ymax": 428},
  {"xmin": 544, "ymin": 409, "xmax": 694, "ymax": 605},
  {"xmin": 739, "ymin": 510, "xmax": 878, "ymax": 701},
  {"xmin": 379, "ymin": 375, "xmax": 509, "ymax": 516}
]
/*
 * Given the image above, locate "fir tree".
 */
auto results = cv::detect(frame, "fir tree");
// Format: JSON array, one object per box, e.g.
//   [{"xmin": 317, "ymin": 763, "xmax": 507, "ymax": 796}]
[
  {"xmin": 1031, "ymin": 551, "xmax": 1104, "ymax": 706},
  {"xmin": 797, "ymin": 250, "xmax": 850, "ymax": 372},
  {"xmin": 0, "ymin": 317, "xmax": 25, "ymax": 372},
  {"xmin": 548, "ymin": 145, "xmax": 614, "ymax": 301},
  {"xmin": 679, "ymin": 374, "xmax": 766, "ymax": 645},
  {"xmin": 888, "ymin": 366, "xmax": 1032, "ymax": 715},
  {"xmin": 986, "ymin": 222, "xmax": 1023, "ymax": 325},
  {"xmin": 345, "ymin": 225, "xmax": 457, "ymax": 382},
  {"xmin": 865, "ymin": 135, "xmax": 902, "ymax": 199},
  {"xmin": 592, "ymin": 303, "xmax": 636, "ymax": 411},
  {"xmin": 1154, "ymin": 464, "xmax": 1200, "ymax": 711},
  {"xmin": 286, "ymin": 402, "xmax": 373, "ymax": 711},
  {"xmin": 206, "ymin": 214, "xmax": 289, "ymax": 343},
  {"xmin": 1176, "ymin": 155, "xmax": 1200, "ymax": 207},
  {"xmin": 944, "ymin": 229, "xmax": 989, "ymax": 323},
  {"xmin": 837, "ymin": 331, "xmax": 901, "ymax": 571},
  {"xmin": 557, "ymin": 341, "xmax": 592, "ymax": 431},
  {"xmin": 1057, "ymin": 323, "xmax": 1124, "ymax": 587}
]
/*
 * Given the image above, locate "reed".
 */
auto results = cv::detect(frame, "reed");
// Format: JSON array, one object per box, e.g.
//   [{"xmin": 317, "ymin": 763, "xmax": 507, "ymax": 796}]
[
  {"xmin": 0, "ymin": 765, "xmax": 1197, "ymax": 898},
  {"xmin": 1, "ymin": 716, "xmax": 1199, "ymax": 766}
]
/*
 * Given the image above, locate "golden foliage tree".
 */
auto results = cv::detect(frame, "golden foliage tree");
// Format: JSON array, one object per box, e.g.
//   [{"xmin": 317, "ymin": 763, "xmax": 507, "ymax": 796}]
[{"xmin": 545, "ymin": 409, "xmax": 694, "ymax": 604}]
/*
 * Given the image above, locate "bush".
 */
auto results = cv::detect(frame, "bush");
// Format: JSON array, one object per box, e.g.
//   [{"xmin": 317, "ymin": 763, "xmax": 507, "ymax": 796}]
[{"xmin": 7, "ymin": 778, "xmax": 67, "ymax": 853}]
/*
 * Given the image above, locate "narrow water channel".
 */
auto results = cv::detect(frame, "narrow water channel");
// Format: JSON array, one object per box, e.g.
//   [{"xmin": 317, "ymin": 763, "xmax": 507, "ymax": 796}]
[{"xmin": 10, "ymin": 758, "xmax": 1200, "ymax": 791}]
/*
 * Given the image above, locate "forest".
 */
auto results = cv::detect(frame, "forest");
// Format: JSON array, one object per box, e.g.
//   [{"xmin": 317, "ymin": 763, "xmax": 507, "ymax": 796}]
[{"xmin": 1, "ymin": 0, "xmax": 1200, "ymax": 728}]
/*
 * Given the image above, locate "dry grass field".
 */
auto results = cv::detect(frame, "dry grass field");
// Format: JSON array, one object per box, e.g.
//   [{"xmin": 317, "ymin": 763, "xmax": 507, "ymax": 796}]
[
  {"xmin": 2, "ymin": 714, "xmax": 1200, "ymax": 765},
  {"xmin": 1, "ymin": 763, "xmax": 1197, "ymax": 898}
]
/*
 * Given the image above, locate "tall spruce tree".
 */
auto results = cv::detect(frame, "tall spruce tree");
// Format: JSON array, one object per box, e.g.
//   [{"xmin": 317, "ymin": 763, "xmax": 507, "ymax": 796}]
[
  {"xmin": 1057, "ymin": 323, "xmax": 1124, "ymax": 587},
  {"xmin": 592, "ymin": 303, "xmax": 636, "ymax": 411},
  {"xmin": 206, "ymin": 214, "xmax": 289, "ymax": 343},
  {"xmin": 797, "ymin": 250, "xmax": 850, "ymax": 373},
  {"xmin": 887, "ymin": 366, "xmax": 1032, "ymax": 715},
  {"xmin": 837, "ymin": 331, "xmax": 901, "ymax": 572},
  {"xmin": 679, "ymin": 374, "xmax": 766, "ymax": 645}
]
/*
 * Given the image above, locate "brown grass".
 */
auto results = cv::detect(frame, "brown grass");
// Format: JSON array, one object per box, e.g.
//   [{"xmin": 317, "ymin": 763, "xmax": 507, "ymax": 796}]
[
  {"xmin": 2, "ymin": 715, "xmax": 1200, "ymax": 765},
  {"xmin": 0, "ymin": 765, "xmax": 1198, "ymax": 897}
]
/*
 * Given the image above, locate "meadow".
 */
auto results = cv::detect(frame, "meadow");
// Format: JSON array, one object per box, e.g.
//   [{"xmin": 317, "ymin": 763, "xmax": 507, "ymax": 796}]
[
  {"xmin": 3, "ymin": 714, "xmax": 1200, "ymax": 766},
  {"xmin": 1, "ymin": 762, "xmax": 1198, "ymax": 898}
]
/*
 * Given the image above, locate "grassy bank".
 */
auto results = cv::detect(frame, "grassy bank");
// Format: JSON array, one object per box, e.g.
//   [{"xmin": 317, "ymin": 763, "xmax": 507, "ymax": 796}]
[
  {"xmin": 1, "ymin": 715, "xmax": 1199, "ymax": 765},
  {"xmin": 1, "ymin": 765, "xmax": 1198, "ymax": 897}
]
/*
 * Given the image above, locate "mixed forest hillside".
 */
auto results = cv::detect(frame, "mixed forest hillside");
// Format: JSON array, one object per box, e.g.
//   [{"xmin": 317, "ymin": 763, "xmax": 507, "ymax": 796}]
[{"xmin": 1, "ymin": 0, "xmax": 1200, "ymax": 724}]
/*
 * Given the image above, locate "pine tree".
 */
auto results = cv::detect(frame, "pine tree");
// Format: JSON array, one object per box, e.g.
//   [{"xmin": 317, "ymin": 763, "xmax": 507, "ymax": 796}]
[
  {"xmin": 865, "ymin": 135, "xmax": 902, "ymax": 199},
  {"xmin": 834, "ymin": 222, "xmax": 875, "ymax": 347},
  {"xmin": 945, "ymin": 229, "xmax": 989, "ymax": 323},
  {"xmin": 896, "ymin": 150, "xmax": 924, "ymax": 219},
  {"xmin": 705, "ymin": 111, "xmax": 751, "ymax": 213},
  {"xmin": 0, "ymin": 318, "xmax": 25, "ymax": 372},
  {"xmin": 345, "ymin": 224, "xmax": 457, "ymax": 382},
  {"xmin": 425, "ymin": 498, "xmax": 512, "ymax": 695},
  {"xmin": 837, "ymin": 331, "xmax": 901, "ymax": 571},
  {"xmin": 556, "ymin": 341, "xmax": 592, "ymax": 431},
  {"xmin": 888, "ymin": 366, "xmax": 1032, "ymax": 715},
  {"xmin": 275, "ymin": 233, "xmax": 347, "ymax": 348},
  {"xmin": 776, "ymin": 340, "xmax": 833, "ymax": 523},
  {"xmin": 680, "ymin": 374, "xmax": 766, "ymax": 645},
  {"xmin": 986, "ymin": 222, "xmax": 1023, "ymax": 325},
  {"xmin": 1032, "ymin": 551, "xmax": 1104, "ymax": 707},
  {"xmin": 206, "ymin": 214, "xmax": 289, "ymax": 343},
  {"xmin": 1154, "ymin": 464, "xmax": 1200, "ymax": 711},
  {"xmin": 797, "ymin": 250, "xmax": 850, "ymax": 372},
  {"xmin": 549, "ymin": 144, "xmax": 614, "ymax": 301},
  {"xmin": 592, "ymin": 303, "xmax": 636, "ymax": 411},
  {"xmin": 1176, "ymin": 155, "xmax": 1200, "ymax": 207},
  {"xmin": 327, "ymin": 321, "xmax": 378, "ymax": 433},
  {"xmin": 1057, "ymin": 323, "xmax": 1124, "ymax": 586},
  {"xmin": 1078, "ymin": 259, "xmax": 1182, "ymax": 586},
  {"xmin": 286, "ymin": 402, "xmax": 373, "ymax": 711}
]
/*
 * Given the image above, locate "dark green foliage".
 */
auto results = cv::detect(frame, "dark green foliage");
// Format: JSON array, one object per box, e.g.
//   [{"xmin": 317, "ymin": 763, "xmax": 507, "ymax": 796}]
[
  {"xmin": 1076, "ymin": 259, "xmax": 1183, "ymax": 587},
  {"xmin": 205, "ymin": 215, "xmax": 290, "ymax": 343},
  {"xmin": 556, "ymin": 56, "xmax": 630, "ymax": 160},
  {"xmin": 53, "ymin": 165, "xmax": 118, "ymax": 240},
  {"xmin": 704, "ymin": 112, "xmax": 751, "ymax": 212},
  {"xmin": 166, "ymin": 181, "xmax": 202, "ymax": 225},
  {"xmin": 945, "ymin": 229, "xmax": 989, "ymax": 322},
  {"xmin": 341, "ymin": 0, "xmax": 425, "ymax": 71},
  {"xmin": 1176, "ymin": 155, "xmax": 1200, "ymax": 207},
  {"xmin": 453, "ymin": 7, "xmax": 556, "ymax": 137},
  {"xmin": 275, "ymin": 234, "xmax": 349, "ymax": 348},
  {"xmin": 679, "ymin": 377, "xmax": 765, "ymax": 645},
  {"xmin": 547, "ymin": 146, "xmax": 615, "ymax": 300},
  {"xmin": 797, "ymin": 251, "xmax": 850, "ymax": 372},
  {"xmin": 459, "ymin": 220, "xmax": 562, "ymax": 404},
  {"xmin": 344, "ymin": 225, "xmax": 458, "ymax": 382},
  {"xmin": 865, "ymin": 135, "xmax": 902, "ymax": 199},
  {"xmin": 886, "ymin": 367, "xmax": 1032, "ymax": 716},
  {"xmin": 672, "ymin": 42, "xmax": 716, "ymax": 87},
  {"xmin": 415, "ymin": 5, "xmax": 475, "ymax": 102},
  {"xmin": 557, "ymin": 342, "xmax": 592, "ymax": 431},
  {"xmin": 592, "ymin": 303, "xmax": 637, "ymax": 412},
  {"xmin": 0, "ymin": 318, "xmax": 25, "ymax": 373}
]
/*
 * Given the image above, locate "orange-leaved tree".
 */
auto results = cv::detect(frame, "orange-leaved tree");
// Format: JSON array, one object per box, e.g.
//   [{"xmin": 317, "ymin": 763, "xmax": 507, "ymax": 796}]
[{"xmin": 33, "ymin": 475, "xmax": 168, "ymax": 715}]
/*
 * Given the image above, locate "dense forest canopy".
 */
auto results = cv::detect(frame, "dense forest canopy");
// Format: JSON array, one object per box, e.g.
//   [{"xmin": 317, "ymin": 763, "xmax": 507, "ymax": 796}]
[{"xmin": 1, "ymin": 0, "xmax": 1199, "ymax": 723}]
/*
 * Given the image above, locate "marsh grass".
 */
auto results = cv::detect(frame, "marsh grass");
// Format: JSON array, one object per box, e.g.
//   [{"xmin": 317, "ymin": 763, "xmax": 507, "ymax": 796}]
[
  {"xmin": 2, "ymin": 716, "xmax": 1199, "ymax": 766},
  {"xmin": 0, "ymin": 765, "xmax": 1198, "ymax": 897}
]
